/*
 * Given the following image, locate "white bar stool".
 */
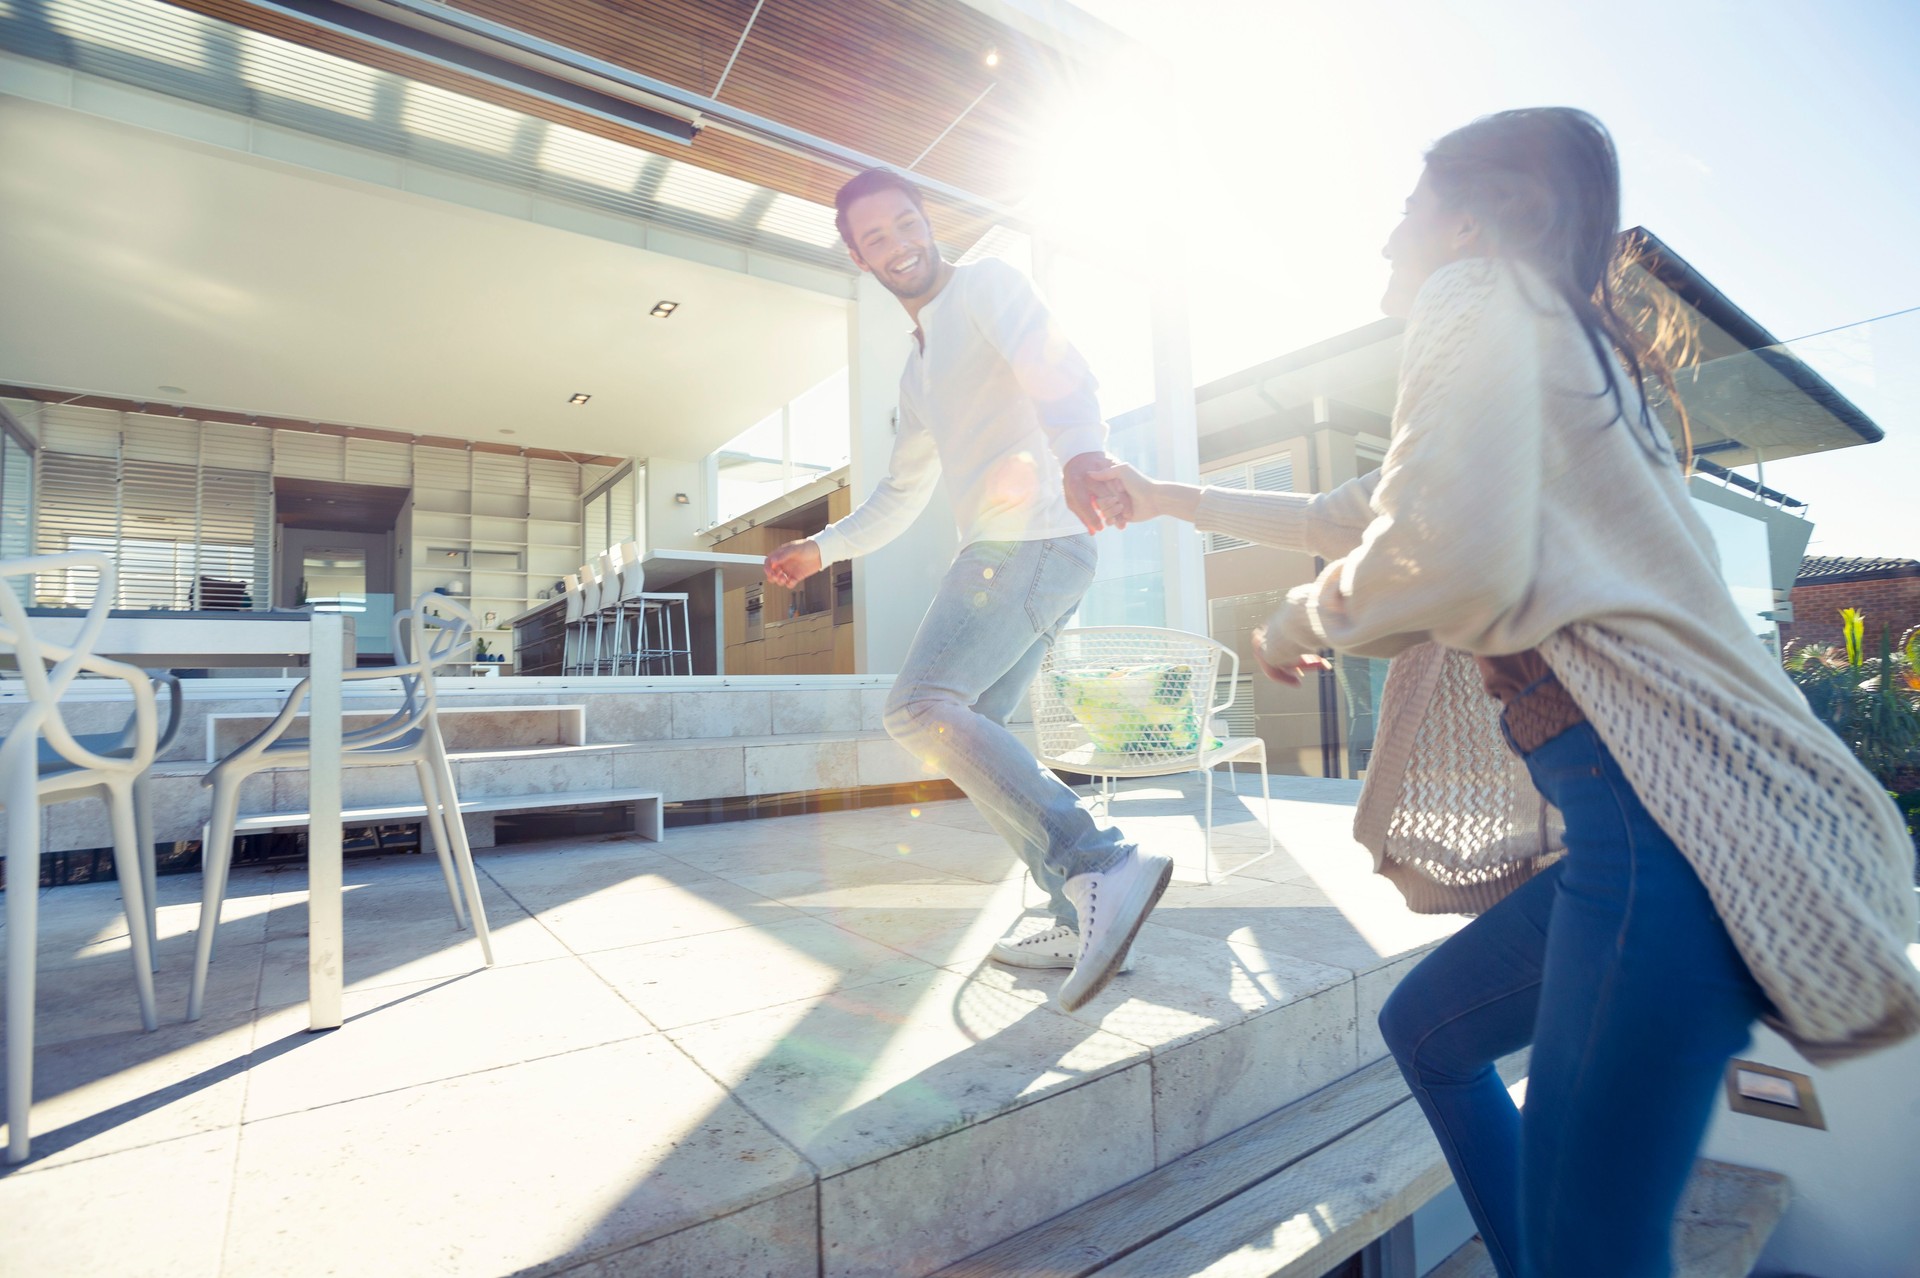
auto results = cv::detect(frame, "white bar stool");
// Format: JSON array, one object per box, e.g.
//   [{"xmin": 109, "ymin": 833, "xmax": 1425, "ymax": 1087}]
[{"xmin": 611, "ymin": 542, "xmax": 691, "ymax": 675}]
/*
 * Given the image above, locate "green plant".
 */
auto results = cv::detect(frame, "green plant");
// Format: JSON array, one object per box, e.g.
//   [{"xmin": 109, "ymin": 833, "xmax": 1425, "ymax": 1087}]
[{"xmin": 1784, "ymin": 615, "xmax": 1920, "ymax": 861}]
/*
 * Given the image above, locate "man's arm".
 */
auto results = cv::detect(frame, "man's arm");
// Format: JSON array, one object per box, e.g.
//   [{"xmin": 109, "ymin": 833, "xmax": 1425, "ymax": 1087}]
[
  {"xmin": 962, "ymin": 259, "xmax": 1113, "ymax": 531},
  {"xmin": 768, "ymin": 399, "xmax": 941, "ymax": 584}
]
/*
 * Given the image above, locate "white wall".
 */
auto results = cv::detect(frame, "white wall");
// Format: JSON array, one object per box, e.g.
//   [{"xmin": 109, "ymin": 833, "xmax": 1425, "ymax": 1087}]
[
  {"xmin": 846, "ymin": 272, "xmax": 954, "ymax": 675},
  {"xmin": 644, "ymin": 457, "xmax": 705, "ymax": 552},
  {"xmin": 1699, "ymin": 951, "xmax": 1920, "ymax": 1278}
]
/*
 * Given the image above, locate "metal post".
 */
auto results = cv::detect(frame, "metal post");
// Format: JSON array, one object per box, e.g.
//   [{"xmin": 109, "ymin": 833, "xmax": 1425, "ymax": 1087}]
[
  {"xmin": 306, "ymin": 610, "xmax": 346, "ymax": 1031},
  {"xmin": 1151, "ymin": 265, "xmax": 1206, "ymax": 634}
]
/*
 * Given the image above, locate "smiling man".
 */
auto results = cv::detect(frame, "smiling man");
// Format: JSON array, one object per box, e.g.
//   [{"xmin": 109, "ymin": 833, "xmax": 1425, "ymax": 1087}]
[{"xmin": 764, "ymin": 168, "xmax": 1171, "ymax": 1010}]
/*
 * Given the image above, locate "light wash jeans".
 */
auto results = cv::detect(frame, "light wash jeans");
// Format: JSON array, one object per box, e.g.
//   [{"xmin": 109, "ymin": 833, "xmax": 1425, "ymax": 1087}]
[
  {"xmin": 882, "ymin": 535, "xmax": 1132, "ymax": 928},
  {"xmin": 1378, "ymin": 719, "xmax": 1768, "ymax": 1278}
]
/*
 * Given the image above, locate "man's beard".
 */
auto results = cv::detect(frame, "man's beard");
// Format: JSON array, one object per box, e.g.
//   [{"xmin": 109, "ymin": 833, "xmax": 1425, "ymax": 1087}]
[{"xmin": 875, "ymin": 257, "xmax": 940, "ymax": 301}]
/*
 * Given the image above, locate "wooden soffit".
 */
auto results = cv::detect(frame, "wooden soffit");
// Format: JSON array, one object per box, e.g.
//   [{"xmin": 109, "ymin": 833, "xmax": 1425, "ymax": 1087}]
[{"xmin": 161, "ymin": 0, "xmax": 1099, "ymax": 250}]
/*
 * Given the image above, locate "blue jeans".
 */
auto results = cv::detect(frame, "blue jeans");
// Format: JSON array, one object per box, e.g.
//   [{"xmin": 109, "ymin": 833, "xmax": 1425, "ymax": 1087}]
[
  {"xmin": 1378, "ymin": 720, "xmax": 1768, "ymax": 1278},
  {"xmin": 883, "ymin": 536, "xmax": 1130, "ymax": 928}
]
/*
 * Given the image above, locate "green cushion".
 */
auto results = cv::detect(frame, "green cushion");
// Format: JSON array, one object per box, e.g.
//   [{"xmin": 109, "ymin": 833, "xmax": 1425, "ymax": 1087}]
[{"xmin": 1052, "ymin": 662, "xmax": 1210, "ymax": 755}]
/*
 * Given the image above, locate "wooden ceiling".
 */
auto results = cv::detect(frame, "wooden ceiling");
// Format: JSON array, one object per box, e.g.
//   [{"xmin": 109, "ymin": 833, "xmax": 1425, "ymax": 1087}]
[{"xmin": 162, "ymin": 0, "xmax": 1100, "ymax": 250}]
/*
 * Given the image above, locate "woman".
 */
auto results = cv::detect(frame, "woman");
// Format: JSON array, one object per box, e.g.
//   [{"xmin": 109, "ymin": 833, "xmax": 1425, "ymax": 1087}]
[{"xmin": 1094, "ymin": 108, "xmax": 1918, "ymax": 1277}]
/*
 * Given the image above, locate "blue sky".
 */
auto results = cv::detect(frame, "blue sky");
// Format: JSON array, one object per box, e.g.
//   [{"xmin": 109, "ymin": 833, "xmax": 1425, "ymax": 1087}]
[{"xmin": 1063, "ymin": 0, "xmax": 1919, "ymax": 557}]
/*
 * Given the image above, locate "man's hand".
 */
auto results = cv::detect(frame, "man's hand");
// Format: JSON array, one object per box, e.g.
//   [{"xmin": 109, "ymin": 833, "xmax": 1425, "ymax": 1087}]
[
  {"xmin": 765, "ymin": 539, "xmax": 824, "ymax": 588},
  {"xmin": 1250, "ymin": 624, "xmax": 1333, "ymax": 686},
  {"xmin": 1086, "ymin": 461, "xmax": 1158, "ymax": 528},
  {"xmin": 1062, "ymin": 452, "xmax": 1126, "ymax": 535}
]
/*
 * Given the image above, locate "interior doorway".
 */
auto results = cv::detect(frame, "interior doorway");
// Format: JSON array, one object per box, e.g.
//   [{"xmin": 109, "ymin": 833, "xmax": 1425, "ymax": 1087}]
[{"xmin": 275, "ymin": 478, "xmax": 409, "ymax": 660}]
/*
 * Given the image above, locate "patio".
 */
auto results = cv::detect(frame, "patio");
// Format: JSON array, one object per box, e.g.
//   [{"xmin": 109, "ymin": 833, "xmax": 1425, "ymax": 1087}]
[{"xmin": 0, "ymin": 775, "xmax": 1468, "ymax": 1277}]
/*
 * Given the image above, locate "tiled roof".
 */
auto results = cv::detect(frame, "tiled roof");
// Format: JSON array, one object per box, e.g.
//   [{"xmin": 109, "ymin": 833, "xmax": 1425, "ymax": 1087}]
[{"xmin": 1795, "ymin": 555, "xmax": 1920, "ymax": 583}]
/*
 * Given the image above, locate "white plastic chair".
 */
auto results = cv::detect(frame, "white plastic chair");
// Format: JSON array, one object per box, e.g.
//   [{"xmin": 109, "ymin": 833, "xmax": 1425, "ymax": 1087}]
[
  {"xmin": 187, "ymin": 594, "xmax": 494, "ymax": 1022},
  {"xmin": 1, "ymin": 552, "xmax": 170, "ymax": 1163},
  {"xmin": 1029, "ymin": 626, "xmax": 1274, "ymax": 884},
  {"xmin": 611, "ymin": 541, "xmax": 690, "ymax": 676}
]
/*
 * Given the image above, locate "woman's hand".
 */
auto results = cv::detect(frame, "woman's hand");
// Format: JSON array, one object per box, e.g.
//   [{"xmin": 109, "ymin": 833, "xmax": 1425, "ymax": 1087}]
[
  {"xmin": 1250, "ymin": 624, "xmax": 1333, "ymax": 685},
  {"xmin": 1086, "ymin": 462, "xmax": 1201, "ymax": 529}
]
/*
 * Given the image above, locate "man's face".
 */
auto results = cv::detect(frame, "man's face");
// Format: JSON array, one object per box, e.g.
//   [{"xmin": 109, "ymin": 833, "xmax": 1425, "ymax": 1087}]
[{"xmin": 844, "ymin": 189, "xmax": 942, "ymax": 300}]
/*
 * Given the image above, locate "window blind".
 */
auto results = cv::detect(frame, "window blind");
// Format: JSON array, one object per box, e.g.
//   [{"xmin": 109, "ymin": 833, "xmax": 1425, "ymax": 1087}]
[
  {"xmin": 1201, "ymin": 454, "xmax": 1295, "ymax": 553},
  {"xmin": 33, "ymin": 409, "xmax": 273, "ymax": 610}
]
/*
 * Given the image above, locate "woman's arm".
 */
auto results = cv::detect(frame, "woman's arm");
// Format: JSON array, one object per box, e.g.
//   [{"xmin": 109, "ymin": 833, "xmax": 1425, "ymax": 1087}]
[
  {"xmin": 1261, "ymin": 260, "xmax": 1543, "ymax": 664},
  {"xmin": 1092, "ymin": 462, "xmax": 1379, "ymax": 561}
]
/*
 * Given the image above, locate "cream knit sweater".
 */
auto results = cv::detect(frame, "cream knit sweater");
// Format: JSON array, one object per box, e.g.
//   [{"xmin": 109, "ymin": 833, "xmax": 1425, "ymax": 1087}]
[{"xmin": 1195, "ymin": 256, "xmax": 1919, "ymax": 1064}]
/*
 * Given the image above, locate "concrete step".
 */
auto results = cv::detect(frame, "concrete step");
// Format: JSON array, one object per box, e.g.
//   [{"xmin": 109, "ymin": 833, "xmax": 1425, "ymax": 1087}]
[
  {"xmin": 1428, "ymin": 1159, "xmax": 1792, "ymax": 1278},
  {"xmin": 935, "ymin": 1054, "xmax": 1526, "ymax": 1278}
]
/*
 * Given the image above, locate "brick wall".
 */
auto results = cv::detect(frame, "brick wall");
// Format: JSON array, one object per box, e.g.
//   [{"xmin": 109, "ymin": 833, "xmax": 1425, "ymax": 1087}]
[{"xmin": 1783, "ymin": 576, "xmax": 1920, "ymax": 650}]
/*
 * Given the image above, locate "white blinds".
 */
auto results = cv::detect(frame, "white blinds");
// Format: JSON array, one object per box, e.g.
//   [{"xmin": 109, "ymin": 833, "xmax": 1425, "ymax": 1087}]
[
  {"xmin": 33, "ymin": 409, "xmax": 274, "ymax": 610},
  {"xmin": 582, "ymin": 465, "xmax": 639, "ymax": 563},
  {"xmin": 1201, "ymin": 454, "xmax": 1295, "ymax": 553}
]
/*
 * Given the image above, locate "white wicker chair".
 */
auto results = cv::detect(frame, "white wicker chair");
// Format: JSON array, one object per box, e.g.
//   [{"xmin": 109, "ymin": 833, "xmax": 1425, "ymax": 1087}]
[{"xmin": 1029, "ymin": 626, "xmax": 1274, "ymax": 884}]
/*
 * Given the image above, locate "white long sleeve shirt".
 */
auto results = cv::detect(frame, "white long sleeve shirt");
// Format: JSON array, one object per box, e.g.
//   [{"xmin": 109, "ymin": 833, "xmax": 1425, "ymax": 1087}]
[{"xmin": 810, "ymin": 258, "xmax": 1106, "ymax": 565}]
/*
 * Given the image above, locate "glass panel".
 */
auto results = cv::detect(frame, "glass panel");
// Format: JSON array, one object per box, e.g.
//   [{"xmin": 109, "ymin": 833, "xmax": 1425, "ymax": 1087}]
[{"xmin": 301, "ymin": 548, "xmax": 366, "ymax": 609}]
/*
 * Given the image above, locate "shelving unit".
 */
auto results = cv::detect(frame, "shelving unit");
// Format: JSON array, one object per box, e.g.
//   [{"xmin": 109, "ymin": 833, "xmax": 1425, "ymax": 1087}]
[{"xmin": 407, "ymin": 449, "xmax": 585, "ymax": 663}]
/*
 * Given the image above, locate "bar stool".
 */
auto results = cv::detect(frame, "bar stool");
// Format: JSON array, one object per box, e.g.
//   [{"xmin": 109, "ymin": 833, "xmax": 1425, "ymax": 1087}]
[
  {"xmin": 611, "ymin": 542, "xmax": 691, "ymax": 675},
  {"xmin": 561, "ymin": 572, "xmax": 587, "ymax": 676}
]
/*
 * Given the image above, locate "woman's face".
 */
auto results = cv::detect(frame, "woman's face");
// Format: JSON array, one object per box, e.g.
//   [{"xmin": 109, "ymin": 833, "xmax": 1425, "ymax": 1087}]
[{"xmin": 1381, "ymin": 169, "xmax": 1480, "ymax": 318}]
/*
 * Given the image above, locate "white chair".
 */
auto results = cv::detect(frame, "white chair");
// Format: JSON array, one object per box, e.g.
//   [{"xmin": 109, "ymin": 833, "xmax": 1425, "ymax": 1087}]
[
  {"xmin": 610, "ymin": 541, "xmax": 690, "ymax": 676},
  {"xmin": 1, "ymin": 552, "xmax": 168, "ymax": 1164},
  {"xmin": 187, "ymin": 595, "xmax": 494, "ymax": 1022},
  {"xmin": 1029, "ymin": 625, "xmax": 1274, "ymax": 884},
  {"xmin": 560, "ymin": 572, "xmax": 586, "ymax": 675},
  {"xmin": 568, "ymin": 558, "xmax": 612, "ymax": 676}
]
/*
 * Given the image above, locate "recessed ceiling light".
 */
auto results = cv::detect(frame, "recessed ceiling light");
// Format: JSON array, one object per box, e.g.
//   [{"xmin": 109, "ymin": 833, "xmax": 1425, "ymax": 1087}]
[
  {"xmin": 650, "ymin": 300, "xmax": 680, "ymax": 318},
  {"xmin": 984, "ymin": 48, "xmax": 999, "ymax": 67},
  {"xmin": 567, "ymin": 393, "xmax": 591, "ymax": 405}
]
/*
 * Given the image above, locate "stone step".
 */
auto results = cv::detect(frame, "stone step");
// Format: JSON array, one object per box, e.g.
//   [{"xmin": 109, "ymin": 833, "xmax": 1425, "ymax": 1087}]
[
  {"xmin": 231, "ymin": 787, "xmax": 665, "ymax": 842},
  {"xmin": 1427, "ymin": 1159, "xmax": 1792, "ymax": 1278},
  {"xmin": 123, "ymin": 729, "xmax": 929, "ymax": 845},
  {"xmin": 935, "ymin": 1054, "xmax": 1526, "ymax": 1278}
]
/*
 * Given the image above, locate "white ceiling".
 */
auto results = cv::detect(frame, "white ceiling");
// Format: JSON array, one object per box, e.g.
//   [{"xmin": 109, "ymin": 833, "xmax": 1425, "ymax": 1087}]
[{"xmin": 0, "ymin": 97, "xmax": 851, "ymax": 460}]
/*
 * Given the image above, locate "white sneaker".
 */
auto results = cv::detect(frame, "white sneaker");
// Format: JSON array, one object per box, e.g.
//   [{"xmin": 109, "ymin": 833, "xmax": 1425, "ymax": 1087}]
[
  {"xmin": 989, "ymin": 920, "xmax": 1133, "ymax": 972},
  {"xmin": 1057, "ymin": 849, "xmax": 1173, "ymax": 1011}
]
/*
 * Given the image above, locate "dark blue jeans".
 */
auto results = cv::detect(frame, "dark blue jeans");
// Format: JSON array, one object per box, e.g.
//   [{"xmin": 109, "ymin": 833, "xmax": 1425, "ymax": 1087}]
[{"xmin": 1378, "ymin": 721, "xmax": 1768, "ymax": 1277}]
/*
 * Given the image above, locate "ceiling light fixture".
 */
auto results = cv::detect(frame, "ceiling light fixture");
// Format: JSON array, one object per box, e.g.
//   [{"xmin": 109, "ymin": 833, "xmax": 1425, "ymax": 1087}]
[
  {"xmin": 650, "ymin": 300, "xmax": 680, "ymax": 318},
  {"xmin": 567, "ymin": 393, "xmax": 591, "ymax": 405},
  {"xmin": 984, "ymin": 48, "xmax": 999, "ymax": 67}
]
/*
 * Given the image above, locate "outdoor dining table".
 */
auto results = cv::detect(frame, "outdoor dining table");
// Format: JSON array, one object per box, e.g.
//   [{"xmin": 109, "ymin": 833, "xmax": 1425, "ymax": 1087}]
[{"xmin": 22, "ymin": 608, "xmax": 355, "ymax": 1030}]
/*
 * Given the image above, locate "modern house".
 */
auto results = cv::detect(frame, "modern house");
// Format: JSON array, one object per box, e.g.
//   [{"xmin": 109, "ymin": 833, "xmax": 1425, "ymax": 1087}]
[{"xmin": 2, "ymin": 4, "xmax": 1913, "ymax": 1277}]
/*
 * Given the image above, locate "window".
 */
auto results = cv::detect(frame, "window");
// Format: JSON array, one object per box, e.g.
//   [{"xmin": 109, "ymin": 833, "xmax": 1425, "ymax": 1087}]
[
  {"xmin": 0, "ymin": 414, "xmax": 32, "ymax": 562},
  {"xmin": 32, "ymin": 412, "xmax": 272, "ymax": 610},
  {"xmin": 1201, "ymin": 454, "xmax": 1294, "ymax": 553},
  {"xmin": 706, "ymin": 370, "xmax": 850, "ymax": 526},
  {"xmin": 582, "ymin": 464, "xmax": 641, "ymax": 565}
]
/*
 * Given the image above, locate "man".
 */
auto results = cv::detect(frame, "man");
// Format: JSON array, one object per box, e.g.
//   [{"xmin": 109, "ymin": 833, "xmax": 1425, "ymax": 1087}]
[{"xmin": 764, "ymin": 168, "xmax": 1171, "ymax": 1011}]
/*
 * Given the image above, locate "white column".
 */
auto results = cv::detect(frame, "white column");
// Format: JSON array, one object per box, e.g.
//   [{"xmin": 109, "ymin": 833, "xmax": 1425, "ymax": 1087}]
[
  {"xmin": 1151, "ymin": 266, "xmax": 1207, "ymax": 634},
  {"xmin": 306, "ymin": 611, "xmax": 346, "ymax": 1032},
  {"xmin": 846, "ymin": 272, "xmax": 953, "ymax": 675}
]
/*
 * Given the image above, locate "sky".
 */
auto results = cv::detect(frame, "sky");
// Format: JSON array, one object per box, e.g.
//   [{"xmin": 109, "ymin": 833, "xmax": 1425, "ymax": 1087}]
[{"xmin": 1027, "ymin": 0, "xmax": 1919, "ymax": 558}]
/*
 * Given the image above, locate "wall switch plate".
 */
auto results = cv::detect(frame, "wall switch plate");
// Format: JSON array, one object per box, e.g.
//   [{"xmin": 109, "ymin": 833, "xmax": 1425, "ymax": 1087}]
[{"xmin": 1725, "ymin": 1058, "xmax": 1825, "ymax": 1129}]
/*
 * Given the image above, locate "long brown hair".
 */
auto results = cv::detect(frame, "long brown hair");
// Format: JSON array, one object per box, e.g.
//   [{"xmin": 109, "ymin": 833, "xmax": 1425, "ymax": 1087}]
[{"xmin": 1424, "ymin": 108, "xmax": 1692, "ymax": 463}]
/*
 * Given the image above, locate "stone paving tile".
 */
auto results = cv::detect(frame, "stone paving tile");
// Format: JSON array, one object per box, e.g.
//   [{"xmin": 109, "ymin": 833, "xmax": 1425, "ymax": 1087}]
[
  {"xmin": 667, "ymin": 965, "xmax": 1146, "ymax": 1178},
  {"xmin": 226, "ymin": 1037, "xmax": 809, "ymax": 1277},
  {"xmin": 0, "ymin": 1128, "xmax": 238, "ymax": 1276},
  {"xmin": 243, "ymin": 955, "xmax": 656, "ymax": 1121},
  {"xmin": 585, "ymin": 914, "xmax": 934, "ymax": 1030}
]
